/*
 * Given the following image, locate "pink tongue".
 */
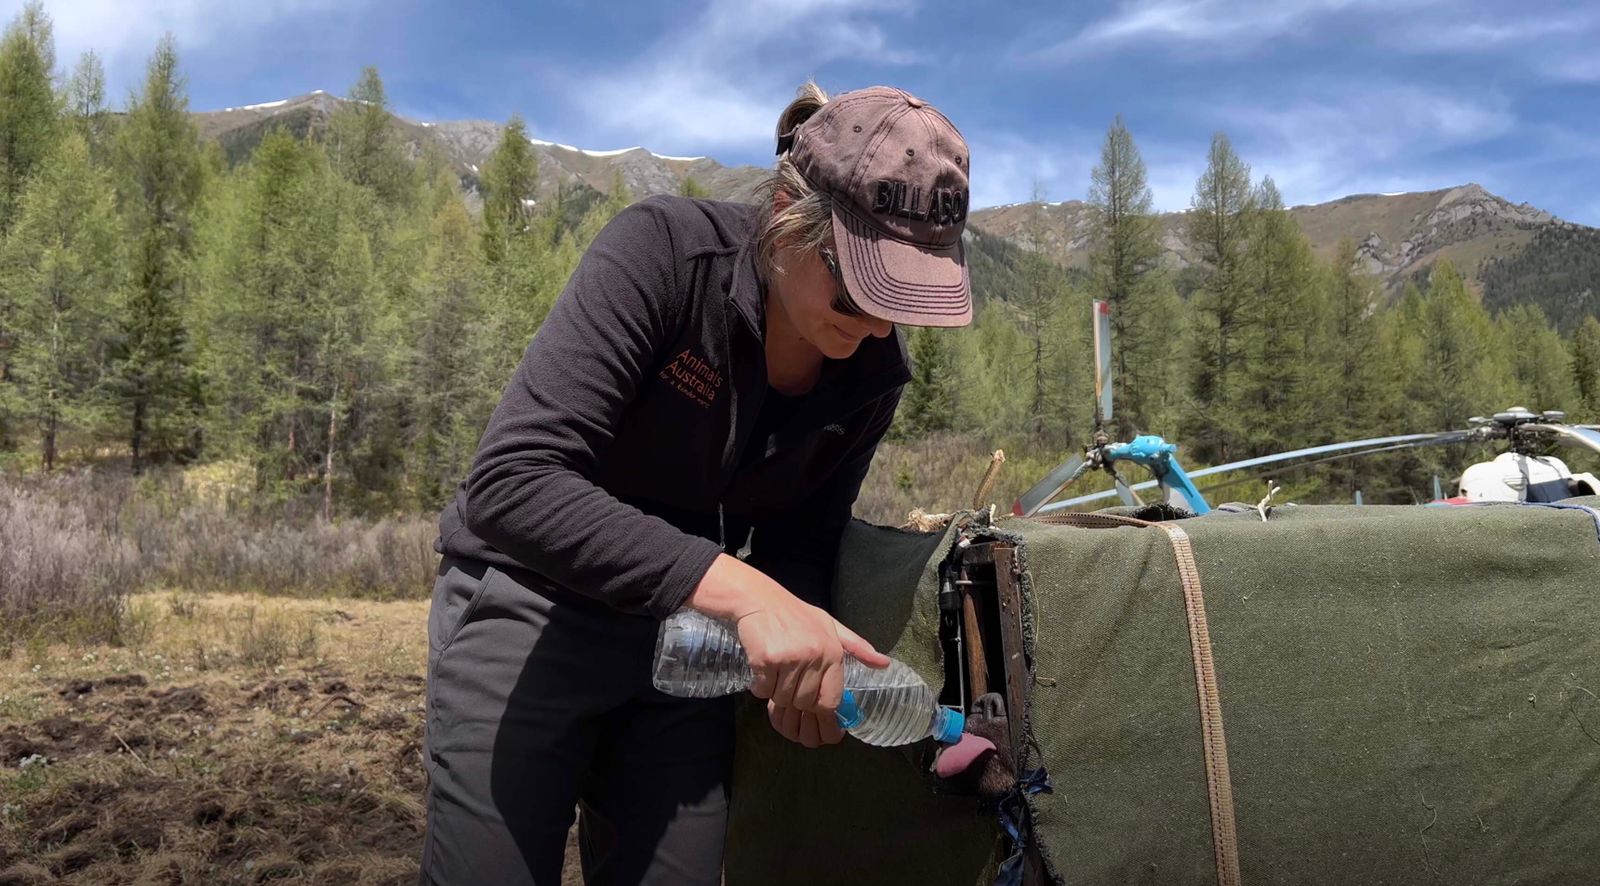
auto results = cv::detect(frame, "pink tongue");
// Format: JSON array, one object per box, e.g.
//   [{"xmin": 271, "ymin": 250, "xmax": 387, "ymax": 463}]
[{"xmin": 934, "ymin": 732, "xmax": 997, "ymax": 778}]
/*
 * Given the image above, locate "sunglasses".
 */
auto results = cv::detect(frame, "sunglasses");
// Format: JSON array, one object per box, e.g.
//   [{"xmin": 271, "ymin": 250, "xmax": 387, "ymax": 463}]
[{"xmin": 818, "ymin": 245, "xmax": 868, "ymax": 318}]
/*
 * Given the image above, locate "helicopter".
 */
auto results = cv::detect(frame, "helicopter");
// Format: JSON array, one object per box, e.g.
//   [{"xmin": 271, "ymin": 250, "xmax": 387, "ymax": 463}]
[{"xmin": 1013, "ymin": 300, "xmax": 1600, "ymax": 518}]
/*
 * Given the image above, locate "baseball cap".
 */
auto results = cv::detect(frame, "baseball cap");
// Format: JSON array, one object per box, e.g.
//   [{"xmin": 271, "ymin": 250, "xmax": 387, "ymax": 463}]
[{"xmin": 785, "ymin": 86, "xmax": 973, "ymax": 328}]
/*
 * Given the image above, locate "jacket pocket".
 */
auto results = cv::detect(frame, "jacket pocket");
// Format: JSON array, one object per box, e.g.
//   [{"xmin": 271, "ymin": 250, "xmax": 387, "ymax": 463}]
[{"xmin": 428, "ymin": 561, "xmax": 494, "ymax": 655}]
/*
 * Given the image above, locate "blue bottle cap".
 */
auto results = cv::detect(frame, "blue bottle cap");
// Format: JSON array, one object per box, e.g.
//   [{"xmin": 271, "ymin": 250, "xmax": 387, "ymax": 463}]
[{"xmin": 933, "ymin": 707, "xmax": 966, "ymax": 744}]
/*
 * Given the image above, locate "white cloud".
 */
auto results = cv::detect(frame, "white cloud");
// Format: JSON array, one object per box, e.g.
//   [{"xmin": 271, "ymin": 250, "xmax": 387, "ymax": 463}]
[
  {"xmin": 4, "ymin": 0, "xmax": 361, "ymax": 67},
  {"xmin": 587, "ymin": 71, "xmax": 780, "ymax": 151},
  {"xmin": 964, "ymin": 131, "xmax": 1100, "ymax": 209},
  {"xmin": 1395, "ymin": 13, "xmax": 1596, "ymax": 49},
  {"xmin": 1028, "ymin": 0, "xmax": 1439, "ymax": 59},
  {"xmin": 1144, "ymin": 153, "xmax": 1208, "ymax": 214},
  {"xmin": 1538, "ymin": 55, "xmax": 1600, "ymax": 83},
  {"xmin": 1207, "ymin": 83, "xmax": 1514, "ymax": 205},
  {"xmin": 573, "ymin": 0, "xmax": 917, "ymax": 153},
  {"xmin": 0, "ymin": 0, "xmax": 372, "ymax": 102},
  {"xmin": 1379, "ymin": 8, "xmax": 1600, "ymax": 84}
]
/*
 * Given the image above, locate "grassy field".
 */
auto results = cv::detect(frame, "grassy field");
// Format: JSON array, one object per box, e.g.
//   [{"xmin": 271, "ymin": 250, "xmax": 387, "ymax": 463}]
[
  {"xmin": 0, "ymin": 435, "xmax": 1042, "ymax": 884},
  {"xmin": 0, "ymin": 591, "xmax": 434, "ymax": 884}
]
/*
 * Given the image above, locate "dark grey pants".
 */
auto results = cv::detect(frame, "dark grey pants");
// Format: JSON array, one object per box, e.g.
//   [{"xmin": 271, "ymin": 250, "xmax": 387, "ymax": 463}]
[{"xmin": 420, "ymin": 557, "xmax": 734, "ymax": 885}]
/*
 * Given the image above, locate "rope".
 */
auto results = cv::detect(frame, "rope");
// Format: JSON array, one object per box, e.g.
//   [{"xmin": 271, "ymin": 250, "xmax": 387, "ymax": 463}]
[
  {"xmin": 973, "ymin": 449, "xmax": 1007, "ymax": 511},
  {"xmin": 1160, "ymin": 524, "xmax": 1241, "ymax": 886}
]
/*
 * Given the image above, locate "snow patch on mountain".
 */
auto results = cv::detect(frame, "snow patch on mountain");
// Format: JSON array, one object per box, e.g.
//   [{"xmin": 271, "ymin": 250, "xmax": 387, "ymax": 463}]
[
  {"xmin": 527, "ymin": 136, "xmax": 584, "ymax": 153},
  {"xmin": 523, "ymin": 137, "xmax": 703, "ymax": 163},
  {"xmin": 222, "ymin": 98, "xmax": 289, "ymax": 113}
]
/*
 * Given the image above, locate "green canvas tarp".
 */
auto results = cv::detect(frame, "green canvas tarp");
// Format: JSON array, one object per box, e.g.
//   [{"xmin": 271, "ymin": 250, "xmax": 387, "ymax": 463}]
[{"xmin": 725, "ymin": 498, "xmax": 1600, "ymax": 885}]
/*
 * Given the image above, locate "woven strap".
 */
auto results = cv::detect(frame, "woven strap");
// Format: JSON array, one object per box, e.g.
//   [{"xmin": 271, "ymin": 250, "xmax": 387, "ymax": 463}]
[
  {"xmin": 1159, "ymin": 524, "xmax": 1241, "ymax": 886},
  {"xmin": 1030, "ymin": 512, "xmax": 1154, "ymax": 530}
]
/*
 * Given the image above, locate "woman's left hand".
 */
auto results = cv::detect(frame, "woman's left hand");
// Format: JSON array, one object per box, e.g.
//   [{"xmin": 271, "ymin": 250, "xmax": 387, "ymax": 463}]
[{"xmin": 768, "ymin": 700, "xmax": 845, "ymax": 748}]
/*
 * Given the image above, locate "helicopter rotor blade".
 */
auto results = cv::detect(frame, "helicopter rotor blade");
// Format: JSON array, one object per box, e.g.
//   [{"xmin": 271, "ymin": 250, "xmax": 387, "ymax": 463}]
[
  {"xmin": 1113, "ymin": 473, "xmax": 1140, "ymax": 507},
  {"xmin": 1035, "ymin": 432, "xmax": 1453, "ymax": 514},
  {"xmin": 1012, "ymin": 454, "xmax": 1092, "ymax": 517},
  {"xmin": 1527, "ymin": 424, "xmax": 1600, "ymax": 457},
  {"xmin": 1189, "ymin": 433, "xmax": 1477, "ymax": 498},
  {"xmin": 1093, "ymin": 300, "xmax": 1113, "ymax": 430}
]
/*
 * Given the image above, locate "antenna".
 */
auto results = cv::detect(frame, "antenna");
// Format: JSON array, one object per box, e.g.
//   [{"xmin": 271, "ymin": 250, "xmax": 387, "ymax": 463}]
[{"xmin": 1093, "ymin": 299, "xmax": 1113, "ymax": 434}]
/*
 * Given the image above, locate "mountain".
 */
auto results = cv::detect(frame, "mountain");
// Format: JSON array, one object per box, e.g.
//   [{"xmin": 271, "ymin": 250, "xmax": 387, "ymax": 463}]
[
  {"xmin": 967, "ymin": 184, "xmax": 1581, "ymax": 296},
  {"xmin": 424, "ymin": 120, "xmax": 769, "ymax": 204},
  {"xmin": 191, "ymin": 91, "xmax": 1599, "ymax": 325},
  {"xmin": 190, "ymin": 91, "xmax": 770, "ymax": 204}
]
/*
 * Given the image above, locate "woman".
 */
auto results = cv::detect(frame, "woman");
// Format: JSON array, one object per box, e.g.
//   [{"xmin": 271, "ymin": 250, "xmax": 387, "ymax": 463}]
[{"xmin": 421, "ymin": 83, "xmax": 974, "ymax": 885}]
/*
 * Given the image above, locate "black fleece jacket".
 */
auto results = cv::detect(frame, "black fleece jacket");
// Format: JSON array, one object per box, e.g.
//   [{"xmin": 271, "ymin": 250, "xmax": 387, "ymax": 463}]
[{"xmin": 435, "ymin": 195, "xmax": 910, "ymax": 619}]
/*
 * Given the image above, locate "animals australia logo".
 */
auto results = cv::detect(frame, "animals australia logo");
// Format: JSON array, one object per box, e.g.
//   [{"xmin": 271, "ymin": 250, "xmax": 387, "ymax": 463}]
[{"xmin": 660, "ymin": 348, "xmax": 723, "ymax": 409}]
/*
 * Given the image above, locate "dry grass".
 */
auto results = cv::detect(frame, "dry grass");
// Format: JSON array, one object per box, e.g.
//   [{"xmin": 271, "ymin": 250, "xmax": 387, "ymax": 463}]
[
  {"xmin": 855, "ymin": 433, "xmax": 1117, "ymax": 526},
  {"xmin": 1, "ymin": 471, "xmax": 438, "ymax": 653},
  {"xmin": 0, "ymin": 483, "xmax": 141, "ymax": 650},
  {"xmin": 0, "ymin": 591, "xmax": 432, "ymax": 885}
]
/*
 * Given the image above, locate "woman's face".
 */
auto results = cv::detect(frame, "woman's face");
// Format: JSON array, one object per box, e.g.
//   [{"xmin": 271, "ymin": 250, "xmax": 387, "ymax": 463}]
[{"xmin": 772, "ymin": 240, "xmax": 894, "ymax": 360}]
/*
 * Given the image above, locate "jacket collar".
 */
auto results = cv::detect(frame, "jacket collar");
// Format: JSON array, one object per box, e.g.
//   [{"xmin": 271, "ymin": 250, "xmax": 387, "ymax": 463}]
[{"xmin": 727, "ymin": 235, "xmax": 766, "ymax": 339}]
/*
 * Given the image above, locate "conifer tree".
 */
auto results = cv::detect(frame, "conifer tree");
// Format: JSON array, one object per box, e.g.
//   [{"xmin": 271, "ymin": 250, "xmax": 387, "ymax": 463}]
[
  {"xmin": 1237, "ymin": 177, "xmax": 1319, "ymax": 457},
  {"xmin": 0, "ymin": 133, "xmax": 119, "ymax": 470},
  {"xmin": 1323, "ymin": 240, "xmax": 1382, "ymax": 430},
  {"xmin": 0, "ymin": 2, "xmax": 59, "ymax": 452},
  {"xmin": 1016, "ymin": 244, "xmax": 1059, "ymax": 438},
  {"xmin": 1087, "ymin": 115, "xmax": 1168, "ymax": 438},
  {"xmin": 679, "ymin": 176, "xmax": 711, "ymax": 198},
  {"xmin": 65, "ymin": 50, "xmax": 109, "ymax": 158},
  {"xmin": 1006, "ymin": 189, "xmax": 1072, "ymax": 441},
  {"xmin": 309, "ymin": 177, "xmax": 377, "ymax": 519},
  {"xmin": 1373, "ymin": 282, "xmax": 1431, "ymax": 500},
  {"xmin": 1183, "ymin": 132, "xmax": 1255, "ymax": 463},
  {"xmin": 0, "ymin": 1, "xmax": 57, "ymax": 234},
  {"xmin": 958, "ymin": 301, "xmax": 1033, "ymax": 439},
  {"xmin": 1318, "ymin": 239, "xmax": 1385, "ymax": 494},
  {"xmin": 410, "ymin": 169, "xmax": 495, "ymax": 506},
  {"xmin": 202, "ymin": 130, "xmax": 376, "ymax": 512},
  {"xmin": 328, "ymin": 66, "xmax": 413, "ymax": 207},
  {"xmin": 1407, "ymin": 262, "xmax": 1512, "ymax": 485},
  {"xmin": 480, "ymin": 115, "xmax": 539, "ymax": 265},
  {"xmin": 196, "ymin": 130, "xmax": 305, "ymax": 473},
  {"xmin": 1570, "ymin": 317, "xmax": 1600, "ymax": 423},
  {"xmin": 1498, "ymin": 304, "xmax": 1576, "ymax": 413},
  {"xmin": 112, "ymin": 34, "xmax": 205, "ymax": 470},
  {"xmin": 897, "ymin": 327, "xmax": 958, "ymax": 438}
]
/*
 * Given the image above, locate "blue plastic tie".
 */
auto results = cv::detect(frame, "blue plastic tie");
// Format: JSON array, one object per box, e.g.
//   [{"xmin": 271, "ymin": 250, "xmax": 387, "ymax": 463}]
[{"xmin": 989, "ymin": 767, "xmax": 1054, "ymax": 886}]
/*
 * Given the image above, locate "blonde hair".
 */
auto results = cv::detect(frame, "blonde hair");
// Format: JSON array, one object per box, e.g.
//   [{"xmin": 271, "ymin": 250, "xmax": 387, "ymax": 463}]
[{"xmin": 755, "ymin": 82, "xmax": 833, "ymax": 282}]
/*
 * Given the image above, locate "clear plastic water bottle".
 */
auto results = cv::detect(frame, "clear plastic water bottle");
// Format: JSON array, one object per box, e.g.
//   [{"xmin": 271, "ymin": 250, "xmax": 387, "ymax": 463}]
[{"xmin": 652, "ymin": 609, "xmax": 965, "ymax": 747}]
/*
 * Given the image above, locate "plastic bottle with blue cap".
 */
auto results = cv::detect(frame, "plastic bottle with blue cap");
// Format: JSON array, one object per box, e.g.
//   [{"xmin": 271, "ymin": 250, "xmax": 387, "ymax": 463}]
[{"xmin": 653, "ymin": 608, "xmax": 965, "ymax": 747}]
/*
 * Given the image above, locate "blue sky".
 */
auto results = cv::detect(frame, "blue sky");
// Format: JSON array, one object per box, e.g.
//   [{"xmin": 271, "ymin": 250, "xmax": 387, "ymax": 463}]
[{"xmin": 15, "ymin": 0, "xmax": 1600, "ymax": 224}]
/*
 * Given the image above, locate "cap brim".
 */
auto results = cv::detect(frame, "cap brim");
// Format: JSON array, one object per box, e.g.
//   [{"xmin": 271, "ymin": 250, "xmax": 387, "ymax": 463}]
[{"xmin": 833, "ymin": 203, "xmax": 972, "ymax": 328}]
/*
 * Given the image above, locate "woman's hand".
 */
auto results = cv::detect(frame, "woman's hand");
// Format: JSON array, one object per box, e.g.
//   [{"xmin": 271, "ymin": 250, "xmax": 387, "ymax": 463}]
[
  {"xmin": 767, "ymin": 701, "xmax": 845, "ymax": 748},
  {"xmin": 687, "ymin": 554, "xmax": 888, "ymax": 721}
]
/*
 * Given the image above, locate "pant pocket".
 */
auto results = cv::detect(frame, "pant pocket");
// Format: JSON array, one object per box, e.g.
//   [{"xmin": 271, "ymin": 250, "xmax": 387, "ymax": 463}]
[{"xmin": 428, "ymin": 559, "xmax": 494, "ymax": 656}]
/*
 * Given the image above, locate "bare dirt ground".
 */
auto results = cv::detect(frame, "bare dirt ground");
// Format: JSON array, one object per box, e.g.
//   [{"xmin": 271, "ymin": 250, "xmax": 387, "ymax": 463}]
[{"xmin": 0, "ymin": 591, "xmax": 595, "ymax": 885}]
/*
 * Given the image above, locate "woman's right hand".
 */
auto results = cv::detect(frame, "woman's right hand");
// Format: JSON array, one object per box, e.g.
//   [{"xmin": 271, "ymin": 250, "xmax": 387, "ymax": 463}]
[{"xmin": 686, "ymin": 554, "xmax": 889, "ymax": 716}]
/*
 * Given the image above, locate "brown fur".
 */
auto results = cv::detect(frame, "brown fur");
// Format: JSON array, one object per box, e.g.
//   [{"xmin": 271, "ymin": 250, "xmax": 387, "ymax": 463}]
[{"xmin": 937, "ymin": 693, "xmax": 1016, "ymax": 802}]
